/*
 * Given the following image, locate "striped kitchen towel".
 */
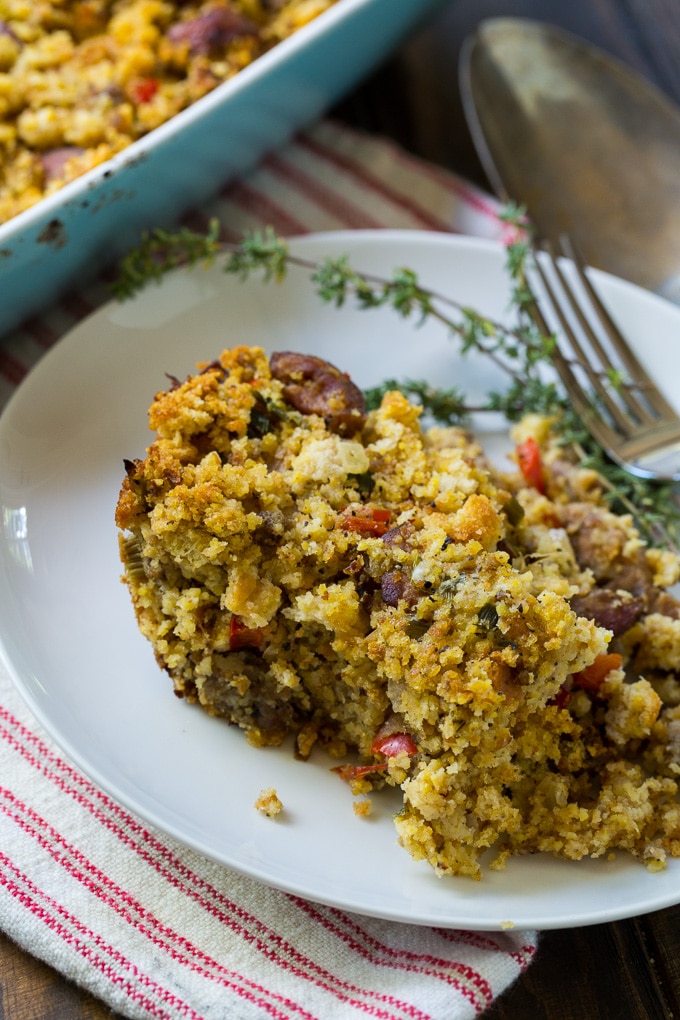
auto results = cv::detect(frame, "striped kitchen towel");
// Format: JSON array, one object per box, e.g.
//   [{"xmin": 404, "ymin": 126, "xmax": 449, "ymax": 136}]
[{"xmin": 0, "ymin": 119, "xmax": 537, "ymax": 1020}]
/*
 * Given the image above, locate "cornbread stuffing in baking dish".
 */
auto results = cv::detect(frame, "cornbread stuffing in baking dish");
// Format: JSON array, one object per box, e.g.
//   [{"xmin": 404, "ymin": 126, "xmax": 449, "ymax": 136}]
[
  {"xmin": 116, "ymin": 346, "xmax": 680, "ymax": 879},
  {"xmin": 0, "ymin": 0, "xmax": 337, "ymax": 224}
]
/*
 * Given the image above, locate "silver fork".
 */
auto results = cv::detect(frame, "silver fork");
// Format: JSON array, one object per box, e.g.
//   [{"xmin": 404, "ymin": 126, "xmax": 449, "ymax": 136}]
[{"xmin": 528, "ymin": 236, "xmax": 680, "ymax": 481}]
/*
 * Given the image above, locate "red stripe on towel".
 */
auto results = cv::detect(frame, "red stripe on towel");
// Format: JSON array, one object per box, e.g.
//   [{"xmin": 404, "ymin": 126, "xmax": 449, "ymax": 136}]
[
  {"xmin": 0, "ymin": 851, "xmax": 202, "ymax": 1019},
  {"xmin": 0, "ymin": 710, "xmax": 447, "ymax": 1020}
]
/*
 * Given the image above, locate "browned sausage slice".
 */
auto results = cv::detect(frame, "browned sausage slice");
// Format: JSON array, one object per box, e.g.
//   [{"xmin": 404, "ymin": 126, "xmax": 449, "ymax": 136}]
[{"xmin": 270, "ymin": 351, "xmax": 367, "ymax": 436}]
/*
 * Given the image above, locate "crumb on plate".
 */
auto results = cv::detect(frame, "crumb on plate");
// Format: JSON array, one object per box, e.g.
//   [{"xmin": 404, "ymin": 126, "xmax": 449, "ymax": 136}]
[{"xmin": 254, "ymin": 787, "xmax": 282, "ymax": 818}]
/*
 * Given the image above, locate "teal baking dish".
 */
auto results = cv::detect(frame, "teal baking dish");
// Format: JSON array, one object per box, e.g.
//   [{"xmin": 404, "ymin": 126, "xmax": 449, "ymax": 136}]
[{"xmin": 0, "ymin": 0, "xmax": 450, "ymax": 338}]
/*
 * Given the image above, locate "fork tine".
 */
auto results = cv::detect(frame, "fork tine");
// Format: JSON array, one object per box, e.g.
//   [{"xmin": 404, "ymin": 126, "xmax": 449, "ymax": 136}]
[
  {"xmin": 531, "ymin": 246, "xmax": 642, "ymax": 436},
  {"xmin": 558, "ymin": 235, "xmax": 678, "ymax": 422},
  {"xmin": 527, "ymin": 237, "xmax": 680, "ymax": 481},
  {"xmin": 543, "ymin": 240, "xmax": 657, "ymax": 428},
  {"xmin": 524, "ymin": 276, "xmax": 623, "ymax": 455}
]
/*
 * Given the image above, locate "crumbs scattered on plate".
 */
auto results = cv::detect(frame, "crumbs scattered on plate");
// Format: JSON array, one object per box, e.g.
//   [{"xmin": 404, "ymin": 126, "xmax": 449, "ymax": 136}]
[{"xmin": 254, "ymin": 788, "xmax": 283, "ymax": 818}]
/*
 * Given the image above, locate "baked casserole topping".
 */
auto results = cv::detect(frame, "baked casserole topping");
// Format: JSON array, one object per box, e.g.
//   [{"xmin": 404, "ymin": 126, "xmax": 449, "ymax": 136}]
[
  {"xmin": 0, "ymin": 0, "xmax": 338, "ymax": 224},
  {"xmin": 115, "ymin": 346, "xmax": 680, "ymax": 879}
]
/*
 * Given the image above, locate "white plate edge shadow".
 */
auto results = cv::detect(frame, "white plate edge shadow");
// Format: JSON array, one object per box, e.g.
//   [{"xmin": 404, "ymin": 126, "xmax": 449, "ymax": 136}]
[{"xmin": 1, "ymin": 229, "xmax": 680, "ymax": 931}]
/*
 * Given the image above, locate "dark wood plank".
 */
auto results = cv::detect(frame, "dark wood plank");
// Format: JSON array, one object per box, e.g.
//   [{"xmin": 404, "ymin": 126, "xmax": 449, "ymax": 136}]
[
  {"xmin": 485, "ymin": 911, "xmax": 678, "ymax": 1020},
  {"xmin": 638, "ymin": 905, "xmax": 680, "ymax": 1016},
  {"xmin": 0, "ymin": 930, "xmax": 117, "ymax": 1019},
  {"xmin": 619, "ymin": 0, "xmax": 680, "ymax": 100}
]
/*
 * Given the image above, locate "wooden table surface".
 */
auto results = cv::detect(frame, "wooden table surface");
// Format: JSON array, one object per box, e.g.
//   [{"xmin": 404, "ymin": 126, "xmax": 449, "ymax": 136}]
[{"xmin": 4, "ymin": 1, "xmax": 680, "ymax": 1017}]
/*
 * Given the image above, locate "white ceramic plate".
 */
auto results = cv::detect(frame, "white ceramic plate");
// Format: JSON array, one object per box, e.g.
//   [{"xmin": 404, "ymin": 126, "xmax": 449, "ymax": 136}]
[{"xmin": 2, "ymin": 230, "xmax": 680, "ymax": 932}]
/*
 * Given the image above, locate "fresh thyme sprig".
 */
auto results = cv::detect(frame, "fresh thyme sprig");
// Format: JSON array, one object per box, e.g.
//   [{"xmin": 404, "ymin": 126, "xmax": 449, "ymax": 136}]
[
  {"xmin": 115, "ymin": 220, "xmax": 223, "ymax": 294},
  {"xmin": 364, "ymin": 379, "xmax": 473, "ymax": 424},
  {"xmin": 114, "ymin": 222, "xmax": 549, "ymax": 390},
  {"xmin": 112, "ymin": 217, "xmax": 680, "ymax": 548}
]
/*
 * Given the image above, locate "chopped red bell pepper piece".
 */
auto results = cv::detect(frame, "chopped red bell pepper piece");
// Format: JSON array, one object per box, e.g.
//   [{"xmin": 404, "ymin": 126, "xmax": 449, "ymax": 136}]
[
  {"xmin": 549, "ymin": 684, "xmax": 572, "ymax": 709},
  {"xmin": 131, "ymin": 78, "xmax": 159, "ymax": 104},
  {"xmin": 370, "ymin": 731, "xmax": 418, "ymax": 757},
  {"xmin": 516, "ymin": 436, "xmax": 546, "ymax": 494},
  {"xmin": 338, "ymin": 507, "xmax": 391, "ymax": 536},
  {"xmin": 333, "ymin": 731, "xmax": 417, "ymax": 783},
  {"xmin": 572, "ymin": 652, "xmax": 623, "ymax": 693},
  {"xmin": 229, "ymin": 615, "xmax": 263, "ymax": 651},
  {"xmin": 332, "ymin": 762, "xmax": 388, "ymax": 781}
]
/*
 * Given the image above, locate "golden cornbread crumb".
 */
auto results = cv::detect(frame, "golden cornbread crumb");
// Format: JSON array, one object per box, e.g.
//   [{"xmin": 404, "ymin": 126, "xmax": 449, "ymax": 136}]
[
  {"xmin": 353, "ymin": 799, "xmax": 372, "ymax": 818},
  {"xmin": 117, "ymin": 349, "xmax": 680, "ymax": 879},
  {"xmin": 0, "ymin": 0, "xmax": 338, "ymax": 224},
  {"xmin": 255, "ymin": 787, "xmax": 282, "ymax": 817}
]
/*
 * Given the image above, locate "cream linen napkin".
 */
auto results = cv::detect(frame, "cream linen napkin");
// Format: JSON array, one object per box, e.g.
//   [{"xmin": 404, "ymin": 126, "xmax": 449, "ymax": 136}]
[{"xmin": 0, "ymin": 120, "xmax": 538, "ymax": 1019}]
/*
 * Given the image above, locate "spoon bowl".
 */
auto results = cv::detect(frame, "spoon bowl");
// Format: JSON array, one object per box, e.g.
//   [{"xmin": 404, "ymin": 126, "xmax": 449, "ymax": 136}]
[{"xmin": 460, "ymin": 18, "xmax": 680, "ymax": 302}]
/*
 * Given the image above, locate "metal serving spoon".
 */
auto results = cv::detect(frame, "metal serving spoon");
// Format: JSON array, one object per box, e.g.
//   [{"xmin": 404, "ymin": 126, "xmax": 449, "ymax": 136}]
[{"xmin": 459, "ymin": 17, "xmax": 680, "ymax": 303}]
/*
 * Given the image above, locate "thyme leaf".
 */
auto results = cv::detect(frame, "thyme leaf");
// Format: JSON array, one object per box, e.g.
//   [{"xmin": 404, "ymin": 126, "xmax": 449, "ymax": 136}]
[
  {"xmin": 363, "ymin": 379, "xmax": 472, "ymax": 424},
  {"xmin": 114, "ymin": 220, "xmax": 222, "ymax": 298}
]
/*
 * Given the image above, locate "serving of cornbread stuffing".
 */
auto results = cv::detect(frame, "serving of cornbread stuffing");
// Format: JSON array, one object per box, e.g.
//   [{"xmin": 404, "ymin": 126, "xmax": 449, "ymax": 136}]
[
  {"xmin": 0, "ymin": 0, "xmax": 338, "ymax": 224},
  {"xmin": 115, "ymin": 345, "xmax": 680, "ymax": 879}
]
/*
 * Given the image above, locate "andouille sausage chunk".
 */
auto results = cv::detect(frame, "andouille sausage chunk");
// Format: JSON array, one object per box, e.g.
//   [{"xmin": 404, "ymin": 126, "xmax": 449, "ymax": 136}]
[
  {"xmin": 270, "ymin": 351, "xmax": 367, "ymax": 436},
  {"xmin": 167, "ymin": 8, "xmax": 257, "ymax": 54}
]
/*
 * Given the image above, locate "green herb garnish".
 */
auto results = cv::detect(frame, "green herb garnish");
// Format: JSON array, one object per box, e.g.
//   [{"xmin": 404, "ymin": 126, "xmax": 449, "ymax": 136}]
[
  {"xmin": 406, "ymin": 619, "xmax": 430, "ymax": 640},
  {"xmin": 477, "ymin": 603, "xmax": 500, "ymax": 632},
  {"xmin": 348, "ymin": 470, "xmax": 374, "ymax": 498}
]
